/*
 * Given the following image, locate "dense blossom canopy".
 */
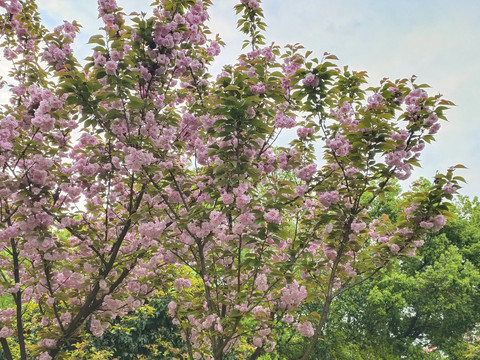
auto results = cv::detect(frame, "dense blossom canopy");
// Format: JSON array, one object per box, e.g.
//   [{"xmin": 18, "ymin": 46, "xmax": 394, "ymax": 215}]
[{"xmin": 0, "ymin": 0, "xmax": 462, "ymax": 359}]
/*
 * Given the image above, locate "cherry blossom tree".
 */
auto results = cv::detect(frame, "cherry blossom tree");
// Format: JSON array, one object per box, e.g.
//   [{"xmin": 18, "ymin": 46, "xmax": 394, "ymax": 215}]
[{"xmin": 0, "ymin": 0, "xmax": 463, "ymax": 359}]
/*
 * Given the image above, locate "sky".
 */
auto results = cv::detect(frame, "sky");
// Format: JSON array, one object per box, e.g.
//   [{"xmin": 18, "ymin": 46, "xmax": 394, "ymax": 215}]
[{"xmin": 34, "ymin": 0, "xmax": 480, "ymax": 198}]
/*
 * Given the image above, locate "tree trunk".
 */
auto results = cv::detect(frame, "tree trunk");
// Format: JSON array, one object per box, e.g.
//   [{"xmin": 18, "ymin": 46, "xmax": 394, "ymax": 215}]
[{"xmin": 0, "ymin": 338, "xmax": 13, "ymax": 360}]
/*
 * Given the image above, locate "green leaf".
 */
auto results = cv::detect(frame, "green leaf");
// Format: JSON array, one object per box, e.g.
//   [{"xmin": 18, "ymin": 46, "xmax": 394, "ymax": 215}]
[
  {"xmin": 129, "ymin": 96, "xmax": 144, "ymax": 109},
  {"xmin": 88, "ymin": 34, "xmax": 104, "ymax": 43},
  {"xmin": 224, "ymin": 85, "xmax": 241, "ymax": 91}
]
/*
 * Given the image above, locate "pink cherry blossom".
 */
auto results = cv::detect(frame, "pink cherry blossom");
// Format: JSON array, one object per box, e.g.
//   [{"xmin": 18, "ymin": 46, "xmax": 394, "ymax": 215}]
[
  {"xmin": 264, "ymin": 209, "xmax": 282, "ymax": 224},
  {"xmin": 295, "ymin": 164, "xmax": 317, "ymax": 181},
  {"xmin": 326, "ymin": 134, "xmax": 352, "ymax": 157},
  {"xmin": 274, "ymin": 112, "xmax": 296, "ymax": 128},
  {"xmin": 318, "ymin": 190, "xmax": 339, "ymax": 208},
  {"xmin": 255, "ymin": 273, "xmax": 268, "ymax": 292},
  {"xmin": 296, "ymin": 321, "xmax": 314, "ymax": 337},
  {"xmin": 279, "ymin": 281, "xmax": 307, "ymax": 310},
  {"xmin": 250, "ymin": 82, "xmax": 266, "ymax": 94},
  {"xmin": 388, "ymin": 243, "xmax": 400, "ymax": 255},
  {"xmin": 105, "ymin": 60, "xmax": 118, "ymax": 75},
  {"xmin": 0, "ymin": 327, "xmax": 13, "ymax": 338},
  {"xmin": 303, "ymin": 73, "xmax": 319, "ymax": 87}
]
